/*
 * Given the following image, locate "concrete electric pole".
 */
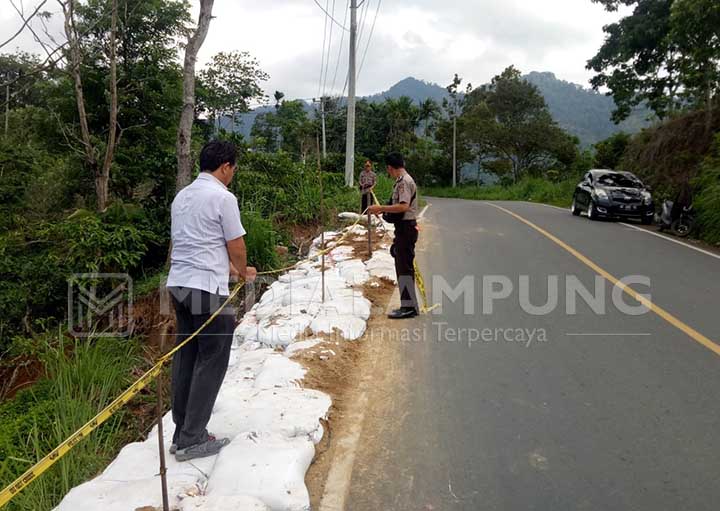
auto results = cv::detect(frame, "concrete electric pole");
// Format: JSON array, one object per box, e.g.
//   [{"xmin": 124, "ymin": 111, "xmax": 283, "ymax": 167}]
[
  {"xmin": 344, "ymin": 0, "xmax": 357, "ymax": 187},
  {"xmin": 452, "ymin": 114, "xmax": 457, "ymax": 188},
  {"xmin": 320, "ymin": 97, "xmax": 327, "ymax": 159}
]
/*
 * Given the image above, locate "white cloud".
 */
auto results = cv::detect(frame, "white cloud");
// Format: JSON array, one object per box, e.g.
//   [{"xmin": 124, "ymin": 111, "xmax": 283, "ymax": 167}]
[{"xmin": 0, "ymin": 0, "xmax": 628, "ymax": 98}]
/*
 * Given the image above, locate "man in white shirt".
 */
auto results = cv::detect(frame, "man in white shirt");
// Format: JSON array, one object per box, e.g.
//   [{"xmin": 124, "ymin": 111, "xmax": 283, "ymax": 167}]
[{"xmin": 166, "ymin": 140, "xmax": 256, "ymax": 461}]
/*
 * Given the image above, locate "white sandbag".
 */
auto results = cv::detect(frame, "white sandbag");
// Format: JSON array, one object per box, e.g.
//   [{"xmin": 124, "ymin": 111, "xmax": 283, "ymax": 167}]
[
  {"xmin": 204, "ymin": 433, "xmax": 316, "ymax": 511},
  {"xmin": 178, "ymin": 495, "xmax": 271, "ymax": 511},
  {"xmin": 252, "ymin": 354, "xmax": 306, "ymax": 389},
  {"xmin": 283, "ymin": 338, "xmax": 322, "ymax": 357},
  {"xmin": 310, "ymin": 312, "xmax": 367, "ymax": 340},
  {"xmin": 208, "ymin": 387, "xmax": 330, "ymax": 443},
  {"xmin": 253, "ymin": 313, "xmax": 313, "ymax": 347},
  {"xmin": 54, "ymin": 475, "xmax": 202, "ymax": 511}
]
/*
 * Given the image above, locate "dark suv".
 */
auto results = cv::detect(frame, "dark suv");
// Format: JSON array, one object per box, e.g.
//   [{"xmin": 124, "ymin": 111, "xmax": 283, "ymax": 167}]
[{"xmin": 571, "ymin": 169, "xmax": 654, "ymax": 224}]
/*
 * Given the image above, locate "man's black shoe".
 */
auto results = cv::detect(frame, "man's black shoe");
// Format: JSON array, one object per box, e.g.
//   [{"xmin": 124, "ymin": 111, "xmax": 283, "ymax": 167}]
[{"xmin": 388, "ymin": 307, "xmax": 419, "ymax": 319}]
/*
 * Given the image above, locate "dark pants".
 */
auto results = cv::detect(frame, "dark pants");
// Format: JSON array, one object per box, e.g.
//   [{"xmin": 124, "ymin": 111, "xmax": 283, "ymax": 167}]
[
  {"xmin": 361, "ymin": 191, "xmax": 372, "ymax": 213},
  {"xmin": 391, "ymin": 220, "xmax": 419, "ymax": 311},
  {"xmin": 168, "ymin": 287, "xmax": 235, "ymax": 449}
]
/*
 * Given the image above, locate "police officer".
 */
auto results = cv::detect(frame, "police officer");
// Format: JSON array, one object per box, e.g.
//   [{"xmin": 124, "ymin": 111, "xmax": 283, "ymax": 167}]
[
  {"xmin": 359, "ymin": 159, "xmax": 377, "ymax": 213},
  {"xmin": 368, "ymin": 152, "xmax": 419, "ymax": 319}
]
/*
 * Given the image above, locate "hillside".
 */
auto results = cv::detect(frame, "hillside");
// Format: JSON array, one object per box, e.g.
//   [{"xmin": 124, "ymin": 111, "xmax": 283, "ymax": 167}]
[
  {"xmin": 233, "ymin": 74, "xmax": 652, "ymax": 147},
  {"xmin": 523, "ymin": 71, "xmax": 651, "ymax": 146}
]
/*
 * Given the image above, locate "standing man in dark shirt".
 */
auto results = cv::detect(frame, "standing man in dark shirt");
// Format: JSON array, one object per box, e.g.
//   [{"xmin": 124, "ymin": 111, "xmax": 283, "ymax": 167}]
[
  {"xmin": 359, "ymin": 159, "xmax": 377, "ymax": 213},
  {"xmin": 368, "ymin": 152, "xmax": 419, "ymax": 319}
]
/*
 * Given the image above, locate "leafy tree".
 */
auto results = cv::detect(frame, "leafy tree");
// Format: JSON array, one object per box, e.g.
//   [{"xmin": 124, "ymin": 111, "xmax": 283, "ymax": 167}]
[
  {"xmin": 462, "ymin": 66, "xmax": 579, "ymax": 182},
  {"xmin": 198, "ymin": 51, "xmax": 269, "ymax": 131},
  {"xmin": 670, "ymin": 0, "xmax": 720, "ymax": 115},
  {"xmin": 587, "ymin": 0, "xmax": 678, "ymax": 121},
  {"xmin": 594, "ymin": 132, "xmax": 631, "ymax": 169},
  {"xmin": 251, "ymin": 100, "xmax": 315, "ymax": 159},
  {"xmin": 418, "ymin": 98, "xmax": 441, "ymax": 137},
  {"xmin": 588, "ymin": 0, "xmax": 720, "ymax": 122}
]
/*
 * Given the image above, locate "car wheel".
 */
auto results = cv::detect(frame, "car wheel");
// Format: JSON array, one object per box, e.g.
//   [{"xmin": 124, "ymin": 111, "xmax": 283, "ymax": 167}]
[
  {"xmin": 571, "ymin": 197, "xmax": 580, "ymax": 216},
  {"xmin": 587, "ymin": 201, "xmax": 598, "ymax": 221},
  {"xmin": 641, "ymin": 215, "xmax": 652, "ymax": 225}
]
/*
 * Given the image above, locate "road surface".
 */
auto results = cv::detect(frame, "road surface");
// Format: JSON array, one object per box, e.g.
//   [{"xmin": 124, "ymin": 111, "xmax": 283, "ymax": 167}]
[{"xmin": 344, "ymin": 198, "xmax": 720, "ymax": 511}]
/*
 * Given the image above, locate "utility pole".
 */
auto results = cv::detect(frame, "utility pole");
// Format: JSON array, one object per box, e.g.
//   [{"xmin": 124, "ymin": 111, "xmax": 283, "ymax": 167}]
[
  {"xmin": 344, "ymin": 0, "xmax": 358, "ymax": 187},
  {"xmin": 320, "ymin": 97, "xmax": 327, "ymax": 159},
  {"xmin": 452, "ymin": 113, "xmax": 457, "ymax": 188},
  {"xmin": 4, "ymin": 85, "xmax": 9, "ymax": 138}
]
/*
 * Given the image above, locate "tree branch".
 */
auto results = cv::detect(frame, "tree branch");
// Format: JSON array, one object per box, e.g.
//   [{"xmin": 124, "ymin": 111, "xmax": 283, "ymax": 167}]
[{"xmin": 0, "ymin": 0, "xmax": 48, "ymax": 51}]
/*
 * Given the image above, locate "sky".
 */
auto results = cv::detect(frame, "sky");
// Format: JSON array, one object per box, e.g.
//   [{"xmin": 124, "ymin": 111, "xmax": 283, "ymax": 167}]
[{"xmin": 1, "ymin": 0, "xmax": 628, "ymax": 100}]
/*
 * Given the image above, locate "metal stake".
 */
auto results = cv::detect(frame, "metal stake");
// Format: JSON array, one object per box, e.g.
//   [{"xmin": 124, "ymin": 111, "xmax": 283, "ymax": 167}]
[
  {"xmin": 317, "ymin": 135, "xmax": 326, "ymax": 303},
  {"xmin": 156, "ymin": 329, "xmax": 170, "ymax": 511},
  {"xmin": 367, "ymin": 195, "xmax": 372, "ymax": 257}
]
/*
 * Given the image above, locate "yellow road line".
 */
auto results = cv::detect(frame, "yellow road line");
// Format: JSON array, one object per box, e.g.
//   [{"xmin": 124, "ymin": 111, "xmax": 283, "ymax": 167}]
[{"xmin": 487, "ymin": 203, "xmax": 720, "ymax": 358}]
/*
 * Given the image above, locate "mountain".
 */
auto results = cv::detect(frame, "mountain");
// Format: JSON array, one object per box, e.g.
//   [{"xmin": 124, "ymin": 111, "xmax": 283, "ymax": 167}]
[
  {"xmin": 364, "ymin": 74, "xmax": 651, "ymax": 147},
  {"xmin": 232, "ymin": 74, "xmax": 651, "ymax": 147},
  {"xmin": 523, "ymin": 71, "xmax": 651, "ymax": 147},
  {"xmin": 365, "ymin": 76, "xmax": 450, "ymax": 104}
]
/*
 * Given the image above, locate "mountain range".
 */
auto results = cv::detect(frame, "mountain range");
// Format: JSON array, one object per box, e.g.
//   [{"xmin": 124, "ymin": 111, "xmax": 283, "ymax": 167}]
[{"xmin": 230, "ymin": 73, "xmax": 652, "ymax": 147}]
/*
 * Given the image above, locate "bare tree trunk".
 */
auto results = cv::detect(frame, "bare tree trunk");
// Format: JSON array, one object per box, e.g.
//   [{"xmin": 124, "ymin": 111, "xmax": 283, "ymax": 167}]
[
  {"xmin": 98, "ymin": 0, "xmax": 119, "ymax": 212},
  {"xmin": 176, "ymin": 0, "xmax": 215, "ymax": 193},
  {"xmin": 62, "ymin": 0, "xmax": 98, "ymax": 178}
]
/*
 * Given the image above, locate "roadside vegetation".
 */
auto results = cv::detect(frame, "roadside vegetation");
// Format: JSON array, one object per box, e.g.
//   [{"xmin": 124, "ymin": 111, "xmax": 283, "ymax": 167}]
[
  {"xmin": 424, "ymin": 177, "xmax": 576, "ymax": 208},
  {"xmin": 0, "ymin": 0, "xmax": 718, "ymax": 506}
]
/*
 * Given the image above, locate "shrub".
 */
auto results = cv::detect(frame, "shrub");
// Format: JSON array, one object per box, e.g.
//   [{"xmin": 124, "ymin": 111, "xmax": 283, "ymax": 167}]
[
  {"xmin": 0, "ymin": 336, "xmax": 139, "ymax": 511},
  {"xmin": 423, "ymin": 176, "xmax": 577, "ymax": 207},
  {"xmin": 241, "ymin": 209, "xmax": 280, "ymax": 271},
  {"xmin": 692, "ymin": 136, "xmax": 720, "ymax": 245}
]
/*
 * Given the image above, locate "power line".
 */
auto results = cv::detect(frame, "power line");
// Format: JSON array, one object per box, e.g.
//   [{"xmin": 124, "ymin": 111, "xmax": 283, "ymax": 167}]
[
  {"xmin": 329, "ymin": 0, "xmax": 350, "ymax": 96},
  {"xmin": 355, "ymin": 0, "xmax": 371, "ymax": 57},
  {"xmin": 312, "ymin": 0, "xmax": 349, "ymax": 31},
  {"xmin": 322, "ymin": 0, "xmax": 337, "ymax": 96},
  {"xmin": 357, "ymin": 0, "xmax": 381, "ymax": 78},
  {"xmin": 317, "ymin": 0, "xmax": 329, "ymax": 97},
  {"xmin": 340, "ymin": 0, "xmax": 369, "ymax": 98}
]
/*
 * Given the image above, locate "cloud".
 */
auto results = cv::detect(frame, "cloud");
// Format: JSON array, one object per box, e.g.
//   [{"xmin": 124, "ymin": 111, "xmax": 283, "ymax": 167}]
[{"xmin": 0, "ymin": 0, "xmax": 625, "ymax": 100}]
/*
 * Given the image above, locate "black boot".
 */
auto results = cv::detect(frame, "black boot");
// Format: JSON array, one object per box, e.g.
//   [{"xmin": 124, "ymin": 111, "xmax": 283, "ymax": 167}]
[{"xmin": 388, "ymin": 307, "xmax": 419, "ymax": 319}]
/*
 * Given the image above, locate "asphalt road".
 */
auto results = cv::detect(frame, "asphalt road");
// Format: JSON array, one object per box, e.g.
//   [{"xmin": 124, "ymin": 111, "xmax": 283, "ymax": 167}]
[{"xmin": 345, "ymin": 198, "xmax": 720, "ymax": 511}]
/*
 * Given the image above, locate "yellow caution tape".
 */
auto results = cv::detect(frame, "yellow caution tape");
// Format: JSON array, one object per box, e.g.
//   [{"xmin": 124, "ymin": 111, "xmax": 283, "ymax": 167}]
[
  {"xmin": 414, "ymin": 260, "xmax": 439, "ymax": 314},
  {"xmin": 0, "ymin": 208, "xmax": 373, "ymax": 508}
]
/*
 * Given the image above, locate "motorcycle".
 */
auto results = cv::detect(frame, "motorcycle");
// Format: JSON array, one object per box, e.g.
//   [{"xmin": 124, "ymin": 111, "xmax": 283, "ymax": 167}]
[{"xmin": 657, "ymin": 200, "xmax": 695, "ymax": 237}]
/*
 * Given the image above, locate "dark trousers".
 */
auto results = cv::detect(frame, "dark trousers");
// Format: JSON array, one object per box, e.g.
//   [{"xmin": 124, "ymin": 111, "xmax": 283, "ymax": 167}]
[
  {"xmin": 168, "ymin": 287, "xmax": 235, "ymax": 449},
  {"xmin": 361, "ymin": 191, "xmax": 372, "ymax": 213},
  {"xmin": 391, "ymin": 220, "xmax": 419, "ymax": 311}
]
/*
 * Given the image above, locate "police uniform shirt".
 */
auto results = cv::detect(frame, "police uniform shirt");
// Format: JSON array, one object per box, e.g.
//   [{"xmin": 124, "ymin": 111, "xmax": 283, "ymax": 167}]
[
  {"xmin": 391, "ymin": 171, "xmax": 418, "ymax": 221},
  {"xmin": 359, "ymin": 169, "xmax": 377, "ymax": 192}
]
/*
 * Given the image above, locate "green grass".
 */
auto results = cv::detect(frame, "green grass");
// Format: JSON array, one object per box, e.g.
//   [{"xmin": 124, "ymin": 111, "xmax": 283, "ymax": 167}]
[
  {"xmin": 0, "ymin": 336, "xmax": 140, "ymax": 511},
  {"xmin": 422, "ymin": 177, "xmax": 577, "ymax": 207}
]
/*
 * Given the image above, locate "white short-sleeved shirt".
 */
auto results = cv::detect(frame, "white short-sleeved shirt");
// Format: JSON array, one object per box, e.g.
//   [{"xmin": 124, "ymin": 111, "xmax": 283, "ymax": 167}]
[{"xmin": 167, "ymin": 173, "xmax": 246, "ymax": 295}]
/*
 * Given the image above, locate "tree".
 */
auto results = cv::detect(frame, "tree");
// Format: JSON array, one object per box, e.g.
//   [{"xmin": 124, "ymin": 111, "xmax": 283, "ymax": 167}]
[
  {"xmin": 442, "ymin": 74, "xmax": 469, "ymax": 187},
  {"xmin": 418, "ymin": 98, "xmax": 440, "ymax": 137},
  {"xmin": 588, "ymin": 0, "xmax": 720, "ymax": 122},
  {"xmin": 61, "ymin": 0, "xmax": 119, "ymax": 212},
  {"xmin": 197, "ymin": 51, "xmax": 269, "ymax": 133},
  {"xmin": 462, "ymin": 66, "xmax": 578, "ymax": 182},
  {"xmin": 594, "ymin": 132, "xmax": 631, "ymax": 169},
  {"xmin": 587, "ymin": 0, "xmax": 678, "ymax": 122},
  {"xmin": 670, "ymin": 0, "xmax": 720, "ymax": 130},
  {"xmin": 176, "ymin": 0, "xmax": 213, "ymax": 192}
]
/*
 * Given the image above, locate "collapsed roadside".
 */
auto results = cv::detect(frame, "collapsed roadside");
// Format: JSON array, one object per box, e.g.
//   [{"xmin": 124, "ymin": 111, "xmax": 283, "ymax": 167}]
[{"xmin": 53, "ymin": 216, "xmax": 398, "ymax": 511}]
